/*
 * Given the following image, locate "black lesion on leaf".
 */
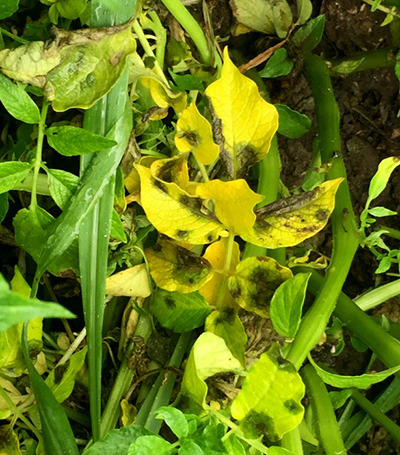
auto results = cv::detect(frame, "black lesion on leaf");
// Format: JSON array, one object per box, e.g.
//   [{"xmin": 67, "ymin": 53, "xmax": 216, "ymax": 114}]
[
  {"xmin": 178, "ymin": 130, "xmax": 199, "ymax": 147},
  {"xmin": 164, "ymin": 297, "xmax": 176, "ymax": 309},
  {"xmin": 180, "ymin": 194, "xmax": 203, "ymax": 212},
  {"xmin": 229, "ymin": 285, "xmax": 242, "ymax": 299},
  {"xmin": 237, "ymin": 144, "xmax": 259, "ymax": 179},
  {"xmin": 256, "ymin": 190, "xmax": 317, "ymax": 219},
  {"xmin": 315, "ymin": 208, "xmax": 329, "ymax": 221},
  {"xmin": 249, "ymin": 268, "xmax": 284, "ymax": 310},
  {"xmin": 54, "ymin": 363, "xmax": 68, "ymax": 385},
  {"xmin": 284, "ymin": 399, "xmax": 303, "ymax": 414},
  {"xmin": 176, "ymin": 229, "xmax": 188, "ymax": 238},
  {"xmin": 176, "ymin": 246, "xmax": 211, "ymax": 272},
  {"xmin": 151, "ymin": 243, "xmax": 162, "ymax": 253},
  {"xmin": 154, "ymin": 179, "xmax": 167, "ymax": 193},
  {"xmin": 215, "ymin": 306, "xmax": 236, "ymax": 325},
  {"xmin": 241, "ymin": 411, "xmax": 276, "ymax": 441},
  {"xmin": 154, "ymin": 156, "xmax": 185, "ymax": 183}
]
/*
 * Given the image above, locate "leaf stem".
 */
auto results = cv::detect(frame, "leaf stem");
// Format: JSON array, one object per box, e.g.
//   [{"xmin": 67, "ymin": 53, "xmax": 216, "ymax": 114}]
[
  {"xmin": 215, "ymin": 232, "xmax": 235, "ymax": 310},
  {"xmin": 159, "ymin": 0, "xmax": 212, "ymax": 66},
  {"xmin": 0, "ymin": 27, "xmax": 28, "ymax": 44},
  {"xmin": 353, "ymin": 278, "xmax": 400, "ymax": 311},
  {"xmin": 302, "ymin": 364, "xmax": 347, "ymax": 455},
  {"xmin": 30, "ymin": 100, "xmax": 49, "ymax": 213}
]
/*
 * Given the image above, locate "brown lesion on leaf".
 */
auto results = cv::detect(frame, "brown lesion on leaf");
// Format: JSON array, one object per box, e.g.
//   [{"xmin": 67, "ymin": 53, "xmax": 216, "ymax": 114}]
[
  {"xmin": 230, "ymin": 285, "xmax": 242, "ymax": 299},
  {"xmin": 164, "ymin": 297, "xmax": 176, "ymax": 309},
  {"xmin": 154, "ymin": 156, "xmax": 185, "ymax": 182},
  {"xmin": 110, "ymin": 50, "xmax": 124, "ymax": 66},
  {"xmin": 237, "ymin": 144, "xmax": 259, "ymax": 179},
  {"xmin": 154, "ymin": 179, "xmax": 168, "ymax": 193},
  {"xmin": 284, "ymin": 399, "xmax": 303, "ymax": 414},
  {"xmin": 180, "ymin": 194, "xmax": 203, "ymax": 211},
  {"xmin": 177, "ymin": 130, "xmax": 199, "ymax": 147},
  {"xmin": 256, "ymin": 190, "xmax": 317, "ymax": 218},
  {"xmin": 54, "ymin": 363, "xmax": 68, "ymax": 385},
  {"xmin": 176, "ymin": 229, "xmax": 188, "ymax": 238},
  {"xmin": 315, "ymin": 208, "xmax": 329, "ymax": 221},
  {"xmin": 176, "ymin": 245, "xmax": 211, "ymax": 272}
]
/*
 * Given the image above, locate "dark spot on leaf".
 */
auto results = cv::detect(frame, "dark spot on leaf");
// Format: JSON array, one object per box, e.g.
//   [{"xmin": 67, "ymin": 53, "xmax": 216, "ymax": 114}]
[
  {"xmin": 221, "ymin": 306, "xmax": 236, "ymax": 324},
  {"xmin": 256, "ymin": 190, "xmax": 317, "ymax": 218},
  {"xmin": 297, "ymin": 225, "xmax": 317, "ymax": 233},
  {"xmin": 180, "ymin": 194, "xmax": 203, "ymax": 211},
  {"xmin": 54, "ymin": 363, "xmax": 68, "ymax": 385},
  {"xmin": 176, "ymin": 229, "xmax": 187, "ymax": 238},
  {"xmin": 152, "ymin": 243, "xmax": 162, "ymax": 253},
  {"xmin": 230, "ymin": 286, "xmax": 241, "ymax": 298},
  {"xmin": 207, "ymin": 235, "xmax": 214, "ymax": 242},
  {"xmin": 284, "ymin": 399, "xmax": 303, "ymax": 414},
  {"xmin": 178, "ymin": 130, "xmax": 199, "ymax": 147},
  {"xmin": 164, "ymin": 297, "xmax": 176, "ymax": 309},
  {"xmin": 315, "ymin": 209, "xmax": 329, "ymax": 221},
  {"xmin": 110, "ymin": 51, "xmax": 123, "ymax": 67},
  {"xmin": 154, "ymin": 179, "xmax": 167, "ymax": 193},
  {"xmin": 241, "ymin": 411, "xmax": 276, "ymax": 441},
  {"xmin": 188, "ymin": 277, "xmax": 194, "ymax": 284}
]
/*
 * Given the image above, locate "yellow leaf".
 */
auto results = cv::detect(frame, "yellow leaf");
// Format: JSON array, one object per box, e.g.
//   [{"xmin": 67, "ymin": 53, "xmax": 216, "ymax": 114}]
[
  {"xmin": 228, "ymin": 256, "xmax": 292, "ymax": 318},
  {"xmin": 195, "ymin": 179, "xmax": 263, "ymax": 234},
  {"xmin": 136, "ymin": 164, "xmax": 226, "ymax": 244},
  {"xmin": 205, "ymin": 47, "xmax": 278, "ymax": 178},
  {"xmin": 0, "ymin": 377, "xmax": 30, "ymax": 420},
  {"xmin": 199, "ymin": 237, "xmax": 240, "ymax": 307},
  {"xmin": 241, "ymin": 178, "xmax": 344, "ymax": 248},
  {"xmin": 120, "ymin": 399, "xmax": 137, "ymax": 426},
  {"xmin": 175, "ymin": 101, "xmax": 219, "ymax": 165},
  {"xmin": 150, "ymin": 155, "xmax": 189, "ymax": 190},
  {"xmin": 141, "ymin": 76, "xmax": 187, "ymax": 114},
  {"xmin": 0, "ymin": 426, "xmax": 22, "ymax": 455},
  {"xmin": 145, "ymin": 238, "xmax": 213, "ymax": 293},
  {"xmin": 106, "ymin": 264, "xmax": 151, "ymax": 297}
]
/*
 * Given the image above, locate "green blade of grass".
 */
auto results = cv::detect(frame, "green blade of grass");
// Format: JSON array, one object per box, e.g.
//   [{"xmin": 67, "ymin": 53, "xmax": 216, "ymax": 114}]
[{"xmin": 79, "ymin": 0, "xmax": 136, "ymax": 442}]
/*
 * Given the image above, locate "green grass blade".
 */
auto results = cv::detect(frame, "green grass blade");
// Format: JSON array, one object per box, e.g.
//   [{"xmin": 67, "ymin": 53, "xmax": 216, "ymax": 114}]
[
  {"xmin": 79, "ymin": 0, "xmax": 137, "ymax": 442},
  {"xmin": 21, "ymin": 323, "xmax": 79, "ymax": 455}
]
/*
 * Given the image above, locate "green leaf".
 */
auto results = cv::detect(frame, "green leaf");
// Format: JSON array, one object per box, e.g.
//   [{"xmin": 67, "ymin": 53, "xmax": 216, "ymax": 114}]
[
  {"xmin": 14, "ymin": 207, "xmax": 80, "ymax": 276},
  {"xmin": 223, "ymin": 435, "xmax": 246, "ymax": 455},
  {"xmin": 231, "ymin": 345, "xmax": 305, "ymax": 441},
  {"xmin": 46, "ymin": 347, "xmax": 87, "ymax": 402},
  {"xmin": 151, "ymin": 289, "xmax": 211, "ymax": 333},
  {"xmin": 309, "ymin": 356, "xmax": 400, "ymax": 388},
  {"xmin": 292, "ymin": 15, "xmax": 325, "ymax": 52},
  {"xmin": 205, "ymin": 310, "xmax": 247, "ymax": 367},
  {"xmin": 46, "ymin": 168, "xmax": 79, "ymax": 209},
  {"xmin": 367, "ymin": 156, "xmax": 400, "ymax": 204},
  {"xmin": 181, "ymin": 332, "xmax": 244, "ymax": 409},
  {"xmin": 269, "ymin": 448, "xmax": 297, "ymax": 455},
  {"xmin": 259, "ymin": 49, "xmax": 294, "ymax": 78},
  {"xmin": 0, "ymin": 193, "xmax": 8, "ymax": 223},
  {"xmin": 0, "ymin": 0, "xmax": 19, "ymax": 20},
  {"xmin": 270, "ymin": 273, "xmax": 310, "ymax": 338},
  {"xmin": 296, "ymin": 0, "xmax": 312, "ymax": 25},
  {"xmin": 179, "ymin": 440, "xmax": 204, "ymax": 455},
  {"xmin": 0, "ymin": 274, "xmax": 75, "ymax": 334},
  {"xmin": 276, "ymin": 104, "xmax": 311, "ymax": 138},
  {"xmin": 56, "ymin": 0, "xmax": 87, "ymax": 20},
  {"xmin": 155, "ymin": 406, "xmax": 189, "ymax": 439},
  {"xmin": 368, "ymin": 206, "xmax": 397, "ymax": 217},
  {"xmin": 46, "ymin": 126, "xmax": 117, "ymax": 156},
  {"xmin": 0, "ymin": 162, "xmax": 32, "ymax": 194},
  {"xmin": 0, "ymin": 73, "xmax": 40, "ymax": 123},
  {"xmin": 127, "ymin": 436, "xmax": 172, "ymax": 455},
  {"xmin": 329, "ymin": 389, "xmax": 353, "ymax": 410},
  {"xmin": 110, "ymin": 209, "xmax": 127, "ymax": 242}
]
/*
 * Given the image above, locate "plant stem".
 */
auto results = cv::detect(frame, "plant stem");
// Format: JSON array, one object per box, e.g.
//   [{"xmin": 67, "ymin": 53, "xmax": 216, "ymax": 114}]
[
  {"xmin": 215, "ymin": 232, "xmax": 235, "ymax": 310},
  {"xmin": 148, "ymin": 11, "xmax": 167, "ymax": 71},
  {"xmin": 281, "ymin": 426, "xmax": 304, "ymax": 454},
  {"xmin": 30, "ymin": 100, "xmax": 49, "ymax": 213},
  {"xmin": 287, "ymin": 53, "xmax": 359, "ymax": 370},
  {"xmin": 302, "ymin": 365, "xmax": 347, "ymax": 455},
  {"xmin": 351, "ymin": 389, "xmax": 400, "ymax": 443},
  {"xmin": 159, "ymin": 0, "xmax": 212, "ymax": 65},
  {"xmin": 0, "ymin": 27, "xmax": 28, "ymax": 44},
  {"xmin": 354, "ymin": 278, "xmax": 400, "ymax": 311}
]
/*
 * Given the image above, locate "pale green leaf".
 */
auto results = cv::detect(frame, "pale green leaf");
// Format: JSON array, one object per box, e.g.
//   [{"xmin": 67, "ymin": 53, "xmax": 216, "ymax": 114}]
[
  {"xmin": 127, "ymin": 436, "xmax": 172, "ymax": 455},
  {"xmin": 368, "ymin": 206, "xmax": 397, "ymax": 217},
  {"xmin": 367, "ymin": 156, "xmax": 400, "ymax": 204},
  {"xmin": 46, "ymin": 168, "xmax": 79, "ymax": 209},
  {"xmin": 0, "ymin": 274, "xmax": 75, "ymax": 334},
  {"xmin": 0, "ymin": 426, "xmax": 21, "ymax": 455},
  {"xmin": 0, "ymin": 0, "xmax": 19, "ymax": 20},
  {"xmin": 0, "ymin": 73, "xmax": 40, "ymax": 123},
  {"xmin": 223, "ymin": 435, "xmax": 246, "ymax": 455},
  {"xmin": 110, "ymin": 209, "xmax": 127, "ymax": 243},
  {"xmin": 231, "ymin": 345, "xmax": 305, "ymax": 441},
  {"xmin": 296, "ymin": 0, "xmax": 312, "ymax": 25},
  {"xmin": 269, "ymin": 448, "xmax": 296, "ymax": 455},
  {"xmin": 46, "ymin": 347, "xmax": 87, "ymax": 402},
  {"xmin": 0, "ymin": 162, "xmax": 32, "ymax": 194},
  {"xmin": 181, "ymin": 332, "xmax": 244, "ymax": 409},
  {"xmin": 105, "ymin": 264, "xmax": 151, "ymax": 298},
  {"xmin": 155, "ymin": 406, "xmax": 189, "ymax": 439},
  {"xmin": 46, "ymin": 126, "xmax": 117, "ymax": 156},
  {"xmin": 309, "ymin": 356, "xmax": 400, "ymax": 388},
  {"xmin": 270, "ymin": 273, "xmax": 310, "ymax": 338},
  {"xmin": 151, "ymin": 289, "xmax": 210, "ymax": 333}
]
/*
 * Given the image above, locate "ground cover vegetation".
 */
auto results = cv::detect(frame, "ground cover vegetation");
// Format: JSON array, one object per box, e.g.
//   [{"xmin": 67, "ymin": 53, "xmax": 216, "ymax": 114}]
[{"xmin": 0, "ymin": 0, "xmax": 400, "ymax": 453}]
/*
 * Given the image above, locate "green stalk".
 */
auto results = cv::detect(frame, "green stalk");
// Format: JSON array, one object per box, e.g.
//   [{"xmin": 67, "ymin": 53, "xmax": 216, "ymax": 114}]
[
  {"xmin": 354, "ymin": 278, "xmax": 400, "ymax": 311},
  {"xmin": 281, "ymin": 426, "xmax": 304, "ymax": 454},
  {"xmin": 79, "ymin": 0, "xmax": 136, "ymax": 442},
  {"xmin": 215, "ymin": 232, "xmax": 235, "ymax": 310},
  {"xmin": 327, "ymin": 47, "xmax": 397, "ymax": 75},
  {"xmin": 302, "ymin": 365, "xmax": 347, "ymax": 455},
  {"xmin": 350, "ymin": 389, "xmax": 400, "ymax": 443},
  {"xmin": 286, "ymin": 53, "xmax": 359, "ymax": 370},
  {"xmin": 159, "ymin": 0, "xmax": 212, "ymax": 65},
  {"xmin": 0, "ymin": 27, "xmax": 28, "ymax": 44}
]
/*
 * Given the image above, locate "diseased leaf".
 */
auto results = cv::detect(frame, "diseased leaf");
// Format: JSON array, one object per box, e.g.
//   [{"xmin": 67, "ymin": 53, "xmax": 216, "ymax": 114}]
[
  {"xmin": 309, "ymin": 356, "xmax": 400, "ymax": 389},
  {"xmin": 241, "ymin": 179, "xmax": 343, "ymax": 248},
  {"xmin": 150, "ymin": 155, "xmax": 189, "ymax": 189},
  {"xmin": 127, "ymin": 436, "xmax": 172, "ymax": 455},
  {"xmin": 0, "ymin": 0, "xmax": 19, "ymax": 20},
  {"xmin": 83, "ymin": 426, "xmax": 150, "ymax": 455},
  {"xmin": 0, "ymin": 162, "xmax": 32, "ymax": 194},
  {"xmin": 181, "ymin": 332, "xmax": 243, "ymax": 409},
  {"xmin": 0, "ymin": 377, "xmax": 29, "ymax": 419},
  {"xmin": 195, "ymin": 179, "xmax": 263, "ymax": 234},
  {"xmin": 175, "ymin": 101, "xmax": 219, "ymax": 165},
  {"xmin": 0, "ymin": 274, "xmax": 75, "ymax": 334},
  {"xmin": 205, "ymin": 48, "xmax": 278, "ymax": 178},
  {"xmin": 0, "ymin": 73, "xmax": 40, "ymax": 123},
  {"xmin": 0, "ymin": 24, "xmax": 136, "ymax": 111},
  {"xmin": 231, "ymin": 345, "xmax": 305, "ymax": 441},
  {"xmin": 141, "ymin": 75, "xmax": 187, "ymax": 114},
  {"xmin": 228, "ymin": 256, "xmax": 292, "ymax": 318},
  {"xmin": 205, "ymin": 309, "xmax": 247, "ymax": 367},
  {"xmin": 270, "ymin": 273, "xmax": 311, "ymax": 339},
  {"xmin": 145, "ymin": 239, "xmax": 213, "ymax": 293},
  {"xmin": 230, "ymin": 0, "xmax": 293, "ymax": 38},
  {"xmin": 276, "ymin": 104, "xmax": 311, "ymax": 139},
  {"xmin": 46, "ymin": 347, "xmax": 87, "ymax": 402},
  {"xmin": 155, "ymin": 406, "xmax": 189, "ymax": 439},
  {"xmin": 259, "ymin": 49, "xmax": 293, "ymax": 78},
  {"xmin": 199, "ymin": 237, "xmax": 240, "ymax": 307},
  {"xmin": 46, "ymin": 125, "xmax": 117, "ymax": 156},
  {"xmin": 136, "ymin": 164, "xmax": 226, "ymax": 244},
  {"xmin": 151, "ymin": 289, "xmax": 210, "ymax": 332},
  {"xmin": 106, "ymin": 264, "xmax": 151, "ymax": 297},
  {"xmin": 0, "ymin": 426, "xmax": 21, "ymax": 455},
  {"xmin": 14, "ymin": 207, "xmax": 80, "ymax": 276}
]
